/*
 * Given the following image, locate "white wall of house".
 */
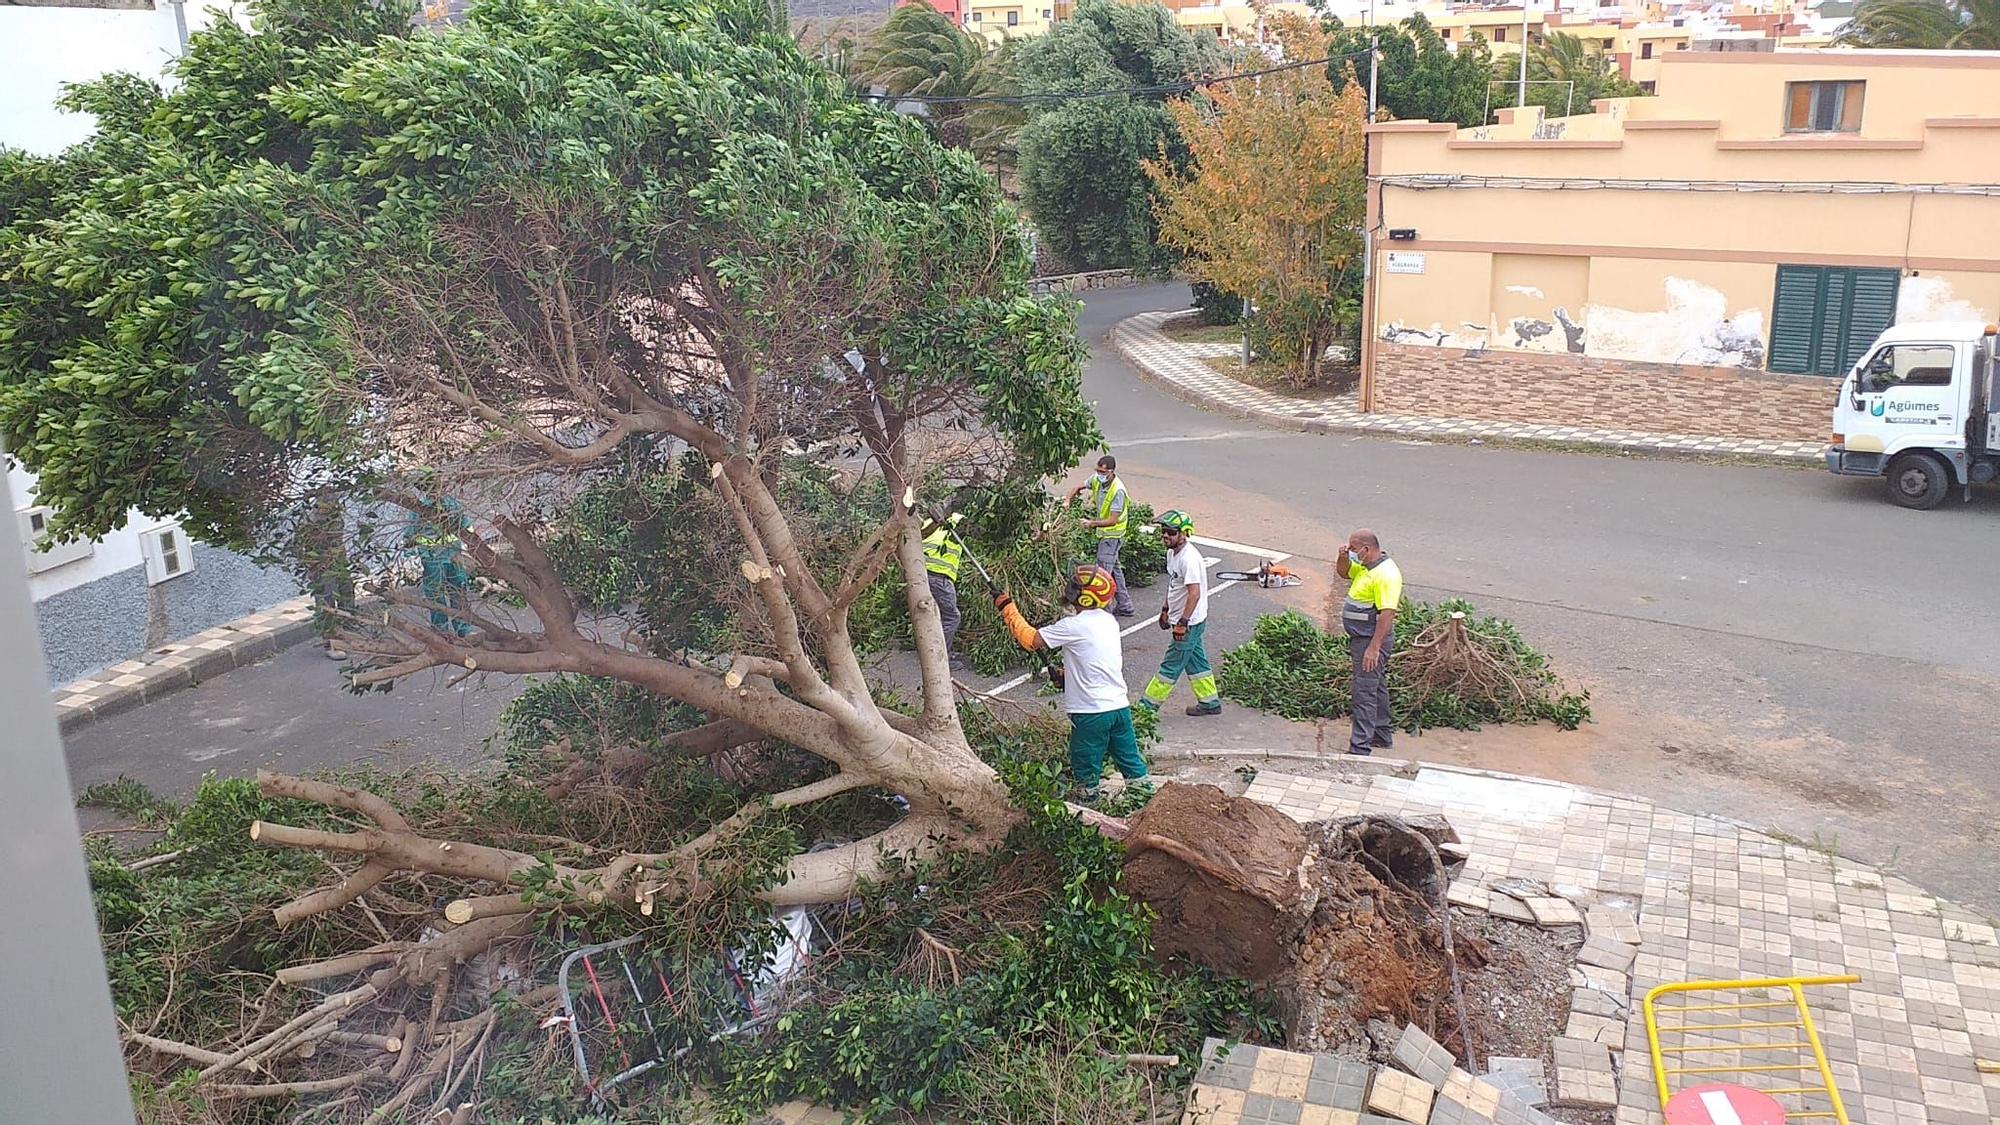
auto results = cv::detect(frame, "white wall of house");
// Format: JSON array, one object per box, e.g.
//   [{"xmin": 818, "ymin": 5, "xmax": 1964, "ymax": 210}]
[
  {"xmin": 9, "ymin": 464, "xmax": 148, "ymax": 602},
  {"xmin": 1, "ymin": 0, "xmax": 236, "ymax": 156}
]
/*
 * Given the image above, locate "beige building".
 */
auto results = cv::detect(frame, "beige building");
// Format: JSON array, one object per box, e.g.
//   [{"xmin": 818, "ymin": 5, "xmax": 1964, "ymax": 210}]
[{"xmin": 1363, "ymin": 49, "xmax": 2000, "ymax": 442}]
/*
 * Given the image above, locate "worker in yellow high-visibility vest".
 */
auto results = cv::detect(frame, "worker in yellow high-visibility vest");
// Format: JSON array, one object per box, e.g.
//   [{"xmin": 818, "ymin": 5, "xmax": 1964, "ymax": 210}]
[
  {"xmin": 1064, "ymin": 453, "xmax": 1136, "ymax": 617},
  {"xmin": 1335, "ymin": 527, "xmax": 1403, "ymax": 755},
  {"xmin": 921, "ymin": 512, "xmax": 969, "ymax": 671}
]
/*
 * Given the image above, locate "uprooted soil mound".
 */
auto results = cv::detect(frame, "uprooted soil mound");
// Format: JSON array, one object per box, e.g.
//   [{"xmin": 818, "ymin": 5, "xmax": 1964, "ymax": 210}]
[{"xmin": 1123, "ymin": 782, "xmax": 1481, "ymax": 1056}]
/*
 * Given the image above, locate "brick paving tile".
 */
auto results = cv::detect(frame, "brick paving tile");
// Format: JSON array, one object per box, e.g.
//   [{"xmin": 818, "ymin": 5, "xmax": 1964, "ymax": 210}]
[
  {"xmin": 1368, "ymin": 1068, "xmax": 1436, "ymax": 1124},
  {"xmin": 1392, "ymin": 1024, "xmax": 1457, "ymax": 1087}
]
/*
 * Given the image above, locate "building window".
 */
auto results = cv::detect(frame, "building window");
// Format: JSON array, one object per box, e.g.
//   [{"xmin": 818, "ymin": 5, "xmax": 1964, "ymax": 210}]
[
  {"xmin": 1768, "ymin": 265, "xmax": 1900, "ymax": 376},
  {"xmin": 970, "ymin": 10, "xmax": 979, "ymax": 19},
  {"xmin": 1006, "ymin": 9, "xmax": 1017, "ymax": 24},
  {"xmin": 1042, "ymin": 7, "xmax": 1051, "ymax": 16},
  {"xmin": 1675, "ymin": 40, "xmax": 1688, "ymax": 48},
  {"xmin": 1641, "ymin": 41, "xmax": 1654, "ymax": 58},
  {"xmin": 1785, "ymin": 80, "xmax": 1864, "ymax": 133},
  {"xmin": 1640, "ymin": 80, "xmax": 1656, "ymax": 94},
  {"xmin": 1440, "ymin": 27, "xmax": 1450, "ymax": 37},
  {"xmin": 1493, "ymin": 26, "xmax": 1506, "ymax": 41}
]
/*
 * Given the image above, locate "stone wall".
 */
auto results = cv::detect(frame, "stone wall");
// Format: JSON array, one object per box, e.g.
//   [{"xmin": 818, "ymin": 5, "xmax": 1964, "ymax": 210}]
[
  {"xmin": 33, "ymin": 547, "xmax": 300, "ymax": 686},
  {"xmin": 1372, "ymin": 342, "xmax": 1837, "ymax": 443}
]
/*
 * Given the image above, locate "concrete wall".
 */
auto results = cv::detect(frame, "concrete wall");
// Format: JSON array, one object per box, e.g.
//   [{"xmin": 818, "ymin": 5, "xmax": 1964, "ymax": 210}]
[
  {"xmin": 29, "ymin": 532, "xmax": 300, "ymax": 687},
  {"xmin": 1367, "ymin": 48, "xmax": 2000, "ymax": 440}
]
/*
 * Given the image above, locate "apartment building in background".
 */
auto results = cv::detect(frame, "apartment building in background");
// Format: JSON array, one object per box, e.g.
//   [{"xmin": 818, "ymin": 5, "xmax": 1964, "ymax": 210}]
[{"xmin": 1364, "ymin": 49, "xmax": 2000, "ymax": 443}]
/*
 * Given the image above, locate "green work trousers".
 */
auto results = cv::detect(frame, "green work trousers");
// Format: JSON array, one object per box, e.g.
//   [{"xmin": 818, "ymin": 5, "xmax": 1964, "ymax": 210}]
[
  {"xmin": 1068, "ymin": 707, "xmax": 1147, "ymax": 790},
  {"xmin": 1141, "ymin": 620, "xmax": 1219, "ymax": 709}
]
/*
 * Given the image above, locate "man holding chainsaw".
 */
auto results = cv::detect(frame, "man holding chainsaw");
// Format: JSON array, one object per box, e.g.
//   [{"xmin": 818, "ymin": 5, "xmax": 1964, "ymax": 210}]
[
  {"xmin": 1335, "ymin": 528, "xmax": 1402, "ymax": 755},
  {"xmin": 1140, "ymin": 510, "xmax": 1223, "ymax": 717},
  {"xmin": 993, "ymin": 565, "xmax": 1149, "ymax": 801},
  {"xmin": 1065, "ymin": 454, "xmax": 1137, "ymax": 617}
]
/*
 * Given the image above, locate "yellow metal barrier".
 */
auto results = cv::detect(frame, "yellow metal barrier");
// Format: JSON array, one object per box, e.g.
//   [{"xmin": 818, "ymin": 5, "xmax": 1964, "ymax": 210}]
[{"xmin": 1642, "ymin": 975, "xmax": 1859, "ymax": 1123}]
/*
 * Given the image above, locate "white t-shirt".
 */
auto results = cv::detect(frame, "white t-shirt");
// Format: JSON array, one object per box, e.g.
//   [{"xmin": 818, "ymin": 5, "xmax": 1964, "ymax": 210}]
[
  {"xmin": 1163, "ymin": 542, "xmax": 1210, "ymax": 626},
  {"xmin": 1036, "ymin": 609, "xmax": 1129, "ymax": 715}
]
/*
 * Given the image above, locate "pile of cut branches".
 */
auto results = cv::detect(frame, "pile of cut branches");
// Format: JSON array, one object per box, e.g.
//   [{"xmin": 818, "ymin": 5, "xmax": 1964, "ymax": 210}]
[{"xmin": 1217, "ymin": 599, "xmax": 1590, "ymax": 732}]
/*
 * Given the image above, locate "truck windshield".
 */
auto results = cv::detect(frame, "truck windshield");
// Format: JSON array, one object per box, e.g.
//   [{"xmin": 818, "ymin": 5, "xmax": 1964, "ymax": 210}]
[{"xmin": 1859, "ymin": 344, "xmax": 1955, "ymax": 393}]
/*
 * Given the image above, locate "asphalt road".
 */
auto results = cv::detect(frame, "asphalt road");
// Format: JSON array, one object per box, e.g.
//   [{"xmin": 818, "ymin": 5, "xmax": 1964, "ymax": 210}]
[
  {"xmin": 58, "ymin": 281, "xmax": 2000, "ymax": 912},
  {"xmin": 1077, "ymin": 283, "xmax": 2000, "ymax": 912}
]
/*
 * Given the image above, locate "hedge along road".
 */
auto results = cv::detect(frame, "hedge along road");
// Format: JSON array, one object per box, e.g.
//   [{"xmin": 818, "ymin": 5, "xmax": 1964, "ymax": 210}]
[{"xmin": 1081, "ymin": 282, "xmax": 2000, "ymax": 913}]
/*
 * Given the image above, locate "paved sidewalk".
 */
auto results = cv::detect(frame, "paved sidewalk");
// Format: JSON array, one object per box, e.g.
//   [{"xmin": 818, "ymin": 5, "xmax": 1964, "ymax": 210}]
[
  {"xmin": 51, "ymin": 596, "xmax": 316, "ymax": 733},
  {"xmin": 1201, "ymin": 762, "xmax": 2000, "ymax": 1125},
  {"xmin": 1112, "ymin": 311, "xmax": 1826, "ymax": 466}
]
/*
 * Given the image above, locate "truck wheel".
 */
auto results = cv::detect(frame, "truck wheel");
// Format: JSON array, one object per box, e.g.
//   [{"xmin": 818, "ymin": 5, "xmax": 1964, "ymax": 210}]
[{"xmin": 1887, "ymin": 453, "xmax": 1950, "ymax": 510}]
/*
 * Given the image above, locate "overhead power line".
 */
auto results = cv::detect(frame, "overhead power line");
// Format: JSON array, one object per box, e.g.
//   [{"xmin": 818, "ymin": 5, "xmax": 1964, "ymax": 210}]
[{"xmin": 866, "ymin": 46, "xmax": 1377, "ymax": 106}]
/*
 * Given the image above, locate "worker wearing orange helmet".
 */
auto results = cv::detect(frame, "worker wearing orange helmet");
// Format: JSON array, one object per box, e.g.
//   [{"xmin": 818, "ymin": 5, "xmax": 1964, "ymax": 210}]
[{"xmin": 994, "ymin": 563, "xmax": 1149, "ymax": 801}]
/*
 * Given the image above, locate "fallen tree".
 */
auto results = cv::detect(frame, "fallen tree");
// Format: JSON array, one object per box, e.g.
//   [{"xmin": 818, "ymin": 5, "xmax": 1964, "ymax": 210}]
[{"xmin": 4, "ymin": 0, "xmax": 1104, "ymax": 917}]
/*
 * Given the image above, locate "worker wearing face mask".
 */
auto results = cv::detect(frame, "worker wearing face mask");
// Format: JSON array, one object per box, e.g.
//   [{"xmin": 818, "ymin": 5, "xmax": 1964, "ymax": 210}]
[
  {"xmin": 1064, "ymin": 454, "xmax": 1136, "ymax": 617},
  {"xmin": 1334, "ymin": 528, "xmax": 1402, "ymax": 755}
]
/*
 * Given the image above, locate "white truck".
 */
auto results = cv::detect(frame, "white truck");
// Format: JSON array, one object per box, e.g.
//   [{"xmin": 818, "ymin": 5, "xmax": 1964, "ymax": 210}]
[{"xmin": 1825, "ymin": 321, "xmax": 2000, "ymax": 509}]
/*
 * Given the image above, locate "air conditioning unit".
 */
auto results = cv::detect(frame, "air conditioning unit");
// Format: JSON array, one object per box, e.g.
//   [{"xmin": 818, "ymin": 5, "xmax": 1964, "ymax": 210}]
[
  {"xmin": 16, "ymin": 506, "xmax": 94, "ymax": 574},
  {"xmin": 141, "ymin": 522, "xmax": 195, "ymax": 585}
]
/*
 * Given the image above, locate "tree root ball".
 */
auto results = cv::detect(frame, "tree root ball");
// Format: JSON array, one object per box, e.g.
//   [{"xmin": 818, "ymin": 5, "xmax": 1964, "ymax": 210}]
[
  {"xmin": 1121, "ymin": 782, "xmax": 1310, "ymax": 982},
  {"xmin": 1122, "ymin": 783, "xmax": 1474, "ymax": 1056}
]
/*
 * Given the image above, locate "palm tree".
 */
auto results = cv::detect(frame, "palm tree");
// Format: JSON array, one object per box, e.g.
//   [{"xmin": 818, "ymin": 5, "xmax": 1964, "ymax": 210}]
[
  {"xmin": 855, "ymin": 3, "xmax": 1022, "ymax": 170},
  {"xmin": 1490, "ymin": 31, "xmax": 1643, "ymax": 117},
  {"xmin": 856, "ymin": 3, "xmax": 988, "ymax": 100},
  {"xmin": 1835, "ymin": 0, "xmax": 2000, "ymax": 48}
]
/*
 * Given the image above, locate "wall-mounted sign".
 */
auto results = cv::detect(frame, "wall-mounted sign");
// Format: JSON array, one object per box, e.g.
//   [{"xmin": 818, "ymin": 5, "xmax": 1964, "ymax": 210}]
[{"xmin": 1386, "ymin": 252, "xmax": 1426, "ymax": 276}]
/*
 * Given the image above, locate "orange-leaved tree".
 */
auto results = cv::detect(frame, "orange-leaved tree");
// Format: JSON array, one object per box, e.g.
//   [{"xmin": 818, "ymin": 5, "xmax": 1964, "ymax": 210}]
[{"xmin": 1147, "ymin": 18, "xmax": 1368, "ymax": 386}]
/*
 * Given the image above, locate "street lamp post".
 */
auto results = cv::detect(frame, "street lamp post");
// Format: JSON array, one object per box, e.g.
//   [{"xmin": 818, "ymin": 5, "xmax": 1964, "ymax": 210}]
[{"xmin": 1518, "ymin": 0, "xmax": 1530, "ymax": 110}]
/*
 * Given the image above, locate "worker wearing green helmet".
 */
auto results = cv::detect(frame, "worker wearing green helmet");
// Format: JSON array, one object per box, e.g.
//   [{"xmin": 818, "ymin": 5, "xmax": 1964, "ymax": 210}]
[{"xmin": 1139, "ymin": 509, "xmax": 1222, "ymax": 717}]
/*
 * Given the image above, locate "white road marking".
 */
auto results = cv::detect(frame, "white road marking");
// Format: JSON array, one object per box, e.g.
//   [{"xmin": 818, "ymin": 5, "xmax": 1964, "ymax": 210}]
[
  {"xmin": 1190, "ymin": 534, "xmax": 1291, "ymax": 563},
  {"xmin": 1114, "ymin": 430, "xmax": 1273, "ymax": 448}
]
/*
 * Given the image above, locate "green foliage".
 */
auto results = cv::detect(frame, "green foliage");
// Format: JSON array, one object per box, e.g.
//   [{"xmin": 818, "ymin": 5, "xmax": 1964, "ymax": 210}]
[
  {"xmin": 1488, "ymin": 31, "xmax": 1646, "ymax": 118},
  {"xmin": 91, "ymin": 777, "xmax": 360, "ymax": 1047},
  {"xmin": 1836, "ymin": 0, "xmax": 2000, "ymax": 48},
  {"xmin": 0, "ymin": 0, "xmax": 1101, "ymax": 607},
  {"xmin": 1014, "ymin": 0, "xmax": 1223, "ymax": 271},
  {"xmin": 942, "ymin": 498, "xmax": 1165, "ymax": 675},
  {"xmin": 1323, "ymin": 13, "xmax": 1492, "ymax": 127},
  {"xmin": 78, "ymin": 776, "xmax": 177, "ymax": 824},
  {"xmin": 1219, "ymin": 601, "xmax": 1592, "ymax": 732},
  {"xmin": 710, "ymin": 711, "xmax": 1273, "ymax": 1121},
  {"xmin": 1190, "ymin": 281, "xmax": 1244, "ymax": 327}
]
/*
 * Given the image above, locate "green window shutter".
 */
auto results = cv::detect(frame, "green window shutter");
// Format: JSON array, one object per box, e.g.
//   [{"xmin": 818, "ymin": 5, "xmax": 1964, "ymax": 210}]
[
  {"xmin": 1843, "ymin": 268, "xmax": 1901, "ymax": 374},
  {"xmin": 1769, "ymin": 265, "xmax": 1825, "ymax": 375},
  {"xmin": 1811, "ymin": 267, "xmax": 1853, "ymax": 376}
]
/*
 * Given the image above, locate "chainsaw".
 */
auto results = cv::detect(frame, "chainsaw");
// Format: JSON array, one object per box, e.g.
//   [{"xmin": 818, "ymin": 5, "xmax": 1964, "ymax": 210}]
[{"xmin": 1214, "ymin": 561, "xmax": 1302, "ymax": 588}]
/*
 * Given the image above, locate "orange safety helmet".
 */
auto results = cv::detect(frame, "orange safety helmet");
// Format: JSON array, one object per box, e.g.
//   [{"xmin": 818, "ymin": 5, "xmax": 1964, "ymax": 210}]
[{"xmin": 1065, "ymin": 563, "xmax": 1118, "ymax": 610}]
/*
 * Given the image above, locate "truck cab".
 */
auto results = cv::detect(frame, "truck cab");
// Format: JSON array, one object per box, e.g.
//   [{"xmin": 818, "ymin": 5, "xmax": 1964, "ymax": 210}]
[{"xmin": 1826, "ymin": 321, "xmax": 2000, "ymax": 509}]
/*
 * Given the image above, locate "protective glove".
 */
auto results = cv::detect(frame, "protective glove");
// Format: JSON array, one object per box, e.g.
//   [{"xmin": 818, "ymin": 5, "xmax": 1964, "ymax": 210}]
[
  {"xmin": 1047, "ymin": 664, "xmax": 1067, "ymax": 690},
  {"xmin": 997, "ymin": 598, "xmax": 1040, "ymax": 652},
  {"xmin": 1172, "ymin": 620, "xmax": 1189, "ymax": 642},
  {"xmin": 1157, "ymin": 606, "xmax": 1171, "ymax": 631}
]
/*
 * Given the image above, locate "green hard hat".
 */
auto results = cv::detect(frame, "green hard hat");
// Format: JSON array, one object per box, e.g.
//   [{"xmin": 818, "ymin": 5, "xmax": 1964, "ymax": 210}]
[{"xmin": 1157, "ymin": 509, "xmax": 1193, "ymax": 533}]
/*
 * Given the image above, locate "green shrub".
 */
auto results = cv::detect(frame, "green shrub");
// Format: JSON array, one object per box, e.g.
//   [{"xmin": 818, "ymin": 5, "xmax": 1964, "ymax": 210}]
[
  {"xmin": 1191, "ymin": 281, "xmax": 1244, "ymax": 326},
  {"xmin": 1219, "ymin": 600, "xmax": 1591, "ymax": 731}
]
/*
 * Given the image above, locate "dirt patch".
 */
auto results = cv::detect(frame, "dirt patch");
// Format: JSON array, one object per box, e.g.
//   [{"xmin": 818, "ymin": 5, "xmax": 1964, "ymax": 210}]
[{"xmin": 1199, "ymin": 355, "xmax": 1359, "ymax": 398}]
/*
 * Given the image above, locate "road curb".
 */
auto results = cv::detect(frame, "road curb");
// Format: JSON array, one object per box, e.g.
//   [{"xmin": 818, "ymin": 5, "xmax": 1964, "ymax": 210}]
[
  {"xmin": 52, "ymin": 597, "xmax": 318, "ymax": 735},
  {"xmin": 1110, "ymin": 312, "xmax": 1826, "ymax": 469}
]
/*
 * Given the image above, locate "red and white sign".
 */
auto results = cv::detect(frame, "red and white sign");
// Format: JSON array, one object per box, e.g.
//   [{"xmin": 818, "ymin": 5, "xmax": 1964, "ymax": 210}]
[{"xmin": 1664, "ymin": 1083, "xmax": 1788, "ymax": 1125}]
